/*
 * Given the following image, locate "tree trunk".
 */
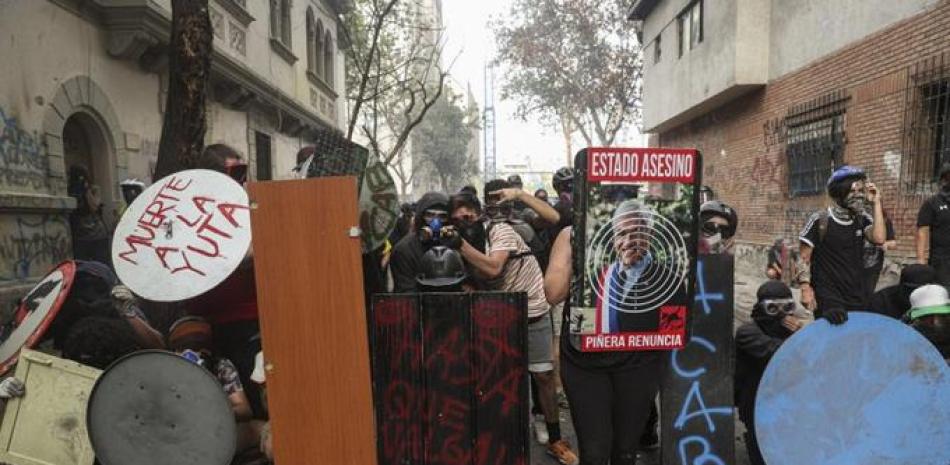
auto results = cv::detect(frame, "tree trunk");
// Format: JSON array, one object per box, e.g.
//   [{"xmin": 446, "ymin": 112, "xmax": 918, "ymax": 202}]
[
  {"xmin": 153, "ymin": 0, "xmax": 213, "ymax": 179},
  {"xmin": 560, "ymin": 113, "xmax": 573, "ymax": 167}
]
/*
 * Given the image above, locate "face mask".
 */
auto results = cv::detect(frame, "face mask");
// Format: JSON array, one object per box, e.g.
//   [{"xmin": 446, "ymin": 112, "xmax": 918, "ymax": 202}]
[
  {"xmin": 457, "ymin": 219, "xmax": 487, "ymax": 253},
  {"xmin": 844, "ymin": 192, "xmax": 867, "ymax": 214}
]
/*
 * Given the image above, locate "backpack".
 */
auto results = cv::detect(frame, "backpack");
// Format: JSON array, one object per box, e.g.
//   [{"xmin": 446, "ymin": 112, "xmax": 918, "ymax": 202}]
[{"xmin": 488, "ymin": 218, "xmax": 547, "ymax": 262}]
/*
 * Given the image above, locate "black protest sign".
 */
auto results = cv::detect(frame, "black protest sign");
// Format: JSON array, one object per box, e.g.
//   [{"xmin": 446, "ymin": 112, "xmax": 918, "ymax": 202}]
[
  {"xmin": 370, "ymin": 292, "xmax": 528, "ymax": 465},
  {"xmin": 570, "ymin": 148, "xmax": 702, "ymax": 352},
  {"xmin": 660, "ymin": 254, "xmax": 736, "ymax": 464}
]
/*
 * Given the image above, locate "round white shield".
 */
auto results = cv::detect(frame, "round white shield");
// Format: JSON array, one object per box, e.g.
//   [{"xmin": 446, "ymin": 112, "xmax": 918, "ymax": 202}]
[{"xmin": 111, "ymin": 169, "xmax": 251, "ymax": 302}]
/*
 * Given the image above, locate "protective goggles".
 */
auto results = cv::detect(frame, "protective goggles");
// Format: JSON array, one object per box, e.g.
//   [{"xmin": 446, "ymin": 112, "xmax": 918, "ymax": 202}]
[
  {"xmin": 702, "ymin": 221, "xmax": 734, "ymax": 239},
  {"xmin": 224, "ymin": 160, "xmax": 249, "ymax": 184},
  {"xmin": 761, "ymin": 298, "xmax": 796, "ymax": 317}
]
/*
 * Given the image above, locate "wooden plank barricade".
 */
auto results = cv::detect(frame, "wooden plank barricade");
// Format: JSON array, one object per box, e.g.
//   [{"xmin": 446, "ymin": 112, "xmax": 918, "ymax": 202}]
[{"xmin": 371, "ymin": 292, "xmax": 528, "ymax": 465}]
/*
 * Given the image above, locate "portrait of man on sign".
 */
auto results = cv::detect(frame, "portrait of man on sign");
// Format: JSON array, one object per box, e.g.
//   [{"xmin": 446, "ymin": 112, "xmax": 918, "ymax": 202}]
[{"xmin": 570, "ymin": 148, "xmax": 700, "ymax": 352}]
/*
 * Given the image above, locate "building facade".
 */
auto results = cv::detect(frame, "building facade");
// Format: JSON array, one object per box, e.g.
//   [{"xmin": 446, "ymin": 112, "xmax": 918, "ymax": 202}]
[
  {"xmin": 0, "ymin": 0, "xmax": 349, "ymax": 308},
  {"xmin": 631, "ymin": 0, "xmax": 950, "ymax": 273}
]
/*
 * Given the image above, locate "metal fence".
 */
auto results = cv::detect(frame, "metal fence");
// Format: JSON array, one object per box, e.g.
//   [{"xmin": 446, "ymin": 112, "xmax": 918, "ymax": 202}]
[
  {"xmin": 784, "ymin": 90, "xmax": 849, "ymax": 197},
  {"xmin": 901, "ymin": 51, "xmax": 950, "ymax": 192}
]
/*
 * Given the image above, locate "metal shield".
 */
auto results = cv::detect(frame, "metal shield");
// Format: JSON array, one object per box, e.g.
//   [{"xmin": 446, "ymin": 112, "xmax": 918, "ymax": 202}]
[
  {"xmin": 86, "ymin": 350, "xmax": 237, "ymax": 465},
  {"xmin": 755, "ymin": 312, "xmax": 950, "ymax": 465},
  {"xmin": 0, "ymin": 260, "xmax": 76, "ymax": 375}
]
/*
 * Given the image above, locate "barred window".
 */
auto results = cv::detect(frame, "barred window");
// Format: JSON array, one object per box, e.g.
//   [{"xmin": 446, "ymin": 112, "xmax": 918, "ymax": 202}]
[
  {"xmin": 785, "ymin": 92, "xmax": 849, "ymax": 197},
  {"xmin": 903, "ymin": 52, "xmax": 950, "ymax": 191}
]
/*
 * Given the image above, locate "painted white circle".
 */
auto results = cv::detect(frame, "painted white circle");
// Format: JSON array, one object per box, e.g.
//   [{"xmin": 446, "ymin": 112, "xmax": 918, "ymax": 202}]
[
  {"xmin": 585, "ymin": 208, "xmax": 688, "ymax": 314},
  {"xmin": 111, "ymin": 169, "xmax": 251, "ymax": 302}
]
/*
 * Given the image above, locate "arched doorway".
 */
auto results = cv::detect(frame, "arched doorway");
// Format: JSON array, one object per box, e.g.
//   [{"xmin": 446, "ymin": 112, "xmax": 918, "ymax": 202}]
[{"xmin": 62, "ymin": 112, "xmax": 115, "ymax": 266}]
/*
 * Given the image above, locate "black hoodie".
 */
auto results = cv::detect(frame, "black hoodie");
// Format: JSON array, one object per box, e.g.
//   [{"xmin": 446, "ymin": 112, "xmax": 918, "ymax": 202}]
[{"xmin": 389, "ymin": 192, "xmax": 449, "ymax": 293}]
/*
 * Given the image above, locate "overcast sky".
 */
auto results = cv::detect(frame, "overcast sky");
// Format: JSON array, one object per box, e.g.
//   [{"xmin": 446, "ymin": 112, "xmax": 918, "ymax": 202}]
[{"xmin": 440, "ymin": 0, "xmax": 645, "ymax": 179}]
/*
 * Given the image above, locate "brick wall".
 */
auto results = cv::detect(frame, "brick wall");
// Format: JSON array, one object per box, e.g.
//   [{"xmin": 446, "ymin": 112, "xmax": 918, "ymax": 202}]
[{"xmin": 658, "ymin": 0, "xmax": 950, "ymax": 263}]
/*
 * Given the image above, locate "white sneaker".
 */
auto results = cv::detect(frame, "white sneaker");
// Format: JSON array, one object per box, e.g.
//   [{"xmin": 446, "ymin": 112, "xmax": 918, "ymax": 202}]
[{"xmin": 533, "ymin": 414, "xmax": 549, "ymax": 444}]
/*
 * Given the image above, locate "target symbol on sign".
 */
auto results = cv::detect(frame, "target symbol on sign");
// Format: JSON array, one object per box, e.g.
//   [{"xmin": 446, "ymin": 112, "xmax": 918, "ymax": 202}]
[{"xmin": 586, "ymin": 204, "xmax": 688, "ymax": 314}]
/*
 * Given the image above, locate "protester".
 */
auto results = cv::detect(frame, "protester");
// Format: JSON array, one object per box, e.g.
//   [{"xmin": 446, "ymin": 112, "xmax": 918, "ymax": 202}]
[
  {"xmin": 766, "ymin": 238, "xmax": 786, "ymax": 280},
  {"xmin": 389, "ymin": 192, "xmax": 453, "ymax": 293},
  {"xmin": 863, "ymin": 208, "xmax": 897, "ymax": 293},
  {"xmin": 869, "ymin": 264, "xmax": 938, "ymax": 320},
  {"xmin": 61, "ymin": 316, "xmax": 142, "ymax": 370},
  {"xmin": 535, "ymin": 189, "xmax": 550, "ymax": 204},
  {"xmin": 455, "ymin": 180, "xmax": 576, "ymax": 464},
  {"xmin": 546, "ymin": 226, "xmax": 659, "ymax": 465},
  {"xmin": 168, "ymin": 316, "xmax": 253, "ymax": 420},
  {"xmin": 551, "ymin": 167, "xmax": 574, "ymax": 231},
  {"xmin": 200, "ymin": 143, "xmax": 248, "ymax": 184},
  {"xmin": 67, "ymin": 166, "xmax": 112, "ymax": 267},
  {"xmin": 916, "ymin": 162, "xmax": 950, "ymax": 288},
  {"xmin": 699, "ymin": 200, "xmax": 738, "ymax": 255},
  {"xmin": 117, "ymin": 178, "xmax": 146, "ymax": 218},
  {"xmin": 0, "ymin": 377, "xmax": 25, "ymax": 404},
  {"xmin": 389, "ymin": 202, "xmax": 415, "ymax": 246},
  {"xmin": 906, "ymin": 284, "xmax": 950, "ymax": 361},
  {"xmin": 734, "ymin": 281, "xmax": 804, "ymax": 465},
  {"xmin": 796, "ymin": 165, "xmax": 886, "ymax": 324},
  {"xmin": 186, "ymin": 143, "xmax": 263, "ymax": 418}
]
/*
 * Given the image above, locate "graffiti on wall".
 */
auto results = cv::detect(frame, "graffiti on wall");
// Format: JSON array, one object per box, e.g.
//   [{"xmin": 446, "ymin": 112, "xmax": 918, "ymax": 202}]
[
  {"xmin": 0, "ymin": 106, "xmax": 48, "ymax": 191},
  {"xmin": 0, "ymin": 215, "xmax": 70, "ymax": 281}
]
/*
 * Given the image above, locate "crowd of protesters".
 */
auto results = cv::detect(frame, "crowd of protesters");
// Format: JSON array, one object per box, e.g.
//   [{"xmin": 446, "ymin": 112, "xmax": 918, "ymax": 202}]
[{"xmin": 2, "ymin": 139, "xmax": 949, "ymax": 465}]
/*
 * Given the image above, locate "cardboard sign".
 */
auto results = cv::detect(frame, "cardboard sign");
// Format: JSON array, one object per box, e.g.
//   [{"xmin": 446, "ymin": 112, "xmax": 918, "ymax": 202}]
[
  {"xmin": 660, "ymin": 255, "xmax": 735, "ymax": 465},
  {"xmin": 0, "ymin": 261, "xmax": 75, "ymax": 375},
  {"xmin": 756, "ymin": 313, "xmax": 950, "ymax": 465},
  {"xmin": 570, "ymin": 148, "xmax": 701, "ymax": 352},
  {"xmin": 111, "ymin": 169, "xmax": 251, "ymax": 302},
  {"xmin": 0, "ymin": 349, "xmax": 100, "ymax": 465}
]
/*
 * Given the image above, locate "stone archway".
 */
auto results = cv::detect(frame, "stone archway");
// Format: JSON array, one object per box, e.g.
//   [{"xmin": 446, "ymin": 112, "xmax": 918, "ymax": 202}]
[{"xmin": 42, "ymin": 75, "xmax": 128, "ymax": 223}]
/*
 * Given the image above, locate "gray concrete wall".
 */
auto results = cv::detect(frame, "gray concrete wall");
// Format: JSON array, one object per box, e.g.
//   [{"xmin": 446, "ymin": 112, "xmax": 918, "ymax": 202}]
[
  {"xmin": 769, "ymin": 0, "xmax": 940, "ymax": 79},
  {"xmin": 641, "ymin": 0, "xmax": 769, "ymax": 132}
]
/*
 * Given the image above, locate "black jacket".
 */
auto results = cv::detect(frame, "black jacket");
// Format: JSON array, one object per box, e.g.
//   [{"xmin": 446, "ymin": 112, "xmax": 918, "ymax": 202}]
[
  {"xmin": 734, "ymin": 321, "xmax": 788, "ymax": 426},
  {"xmin": 388, "ymin": 192, "xmax": 449, "ymax": 293}
]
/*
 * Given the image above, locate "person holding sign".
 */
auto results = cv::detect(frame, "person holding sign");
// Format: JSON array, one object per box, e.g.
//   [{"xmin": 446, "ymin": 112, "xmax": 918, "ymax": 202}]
[{"xmin": 546, "ymin": 226, "xmax": 663, "ymax": 465}]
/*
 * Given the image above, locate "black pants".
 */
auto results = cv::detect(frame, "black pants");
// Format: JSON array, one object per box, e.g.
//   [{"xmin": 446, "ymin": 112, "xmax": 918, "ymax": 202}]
[
  {"xmin": 932, "ymin": 257, "xmax": 950, "ymax": 289},
  {"xmin": 560, "ymin": 354, "xmax": 663, "ymax": 465}
]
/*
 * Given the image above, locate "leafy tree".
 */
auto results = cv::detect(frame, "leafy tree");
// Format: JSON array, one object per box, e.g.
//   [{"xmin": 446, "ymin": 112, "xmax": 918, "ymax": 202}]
[
  {"xmin": 341, "ymin": 0, "xmax": 450, "ymax": 195},
  {"xmin": 493, "ymin": 0, "xmax": 642, "ymax": 147},
  {"xmin": 412, "ymin": 90, "xmax": 478, "ymax": 192}
]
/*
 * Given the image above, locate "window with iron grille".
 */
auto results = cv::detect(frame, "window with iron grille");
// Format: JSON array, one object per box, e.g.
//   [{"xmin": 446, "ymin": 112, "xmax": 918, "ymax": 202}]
[
  {"xmin": 902, "ymin": 52, "xmax": 950, "ymax": 191},
  {"xmin": 785, "ymin": 92, "xmax": 849, "ymax": 197}
]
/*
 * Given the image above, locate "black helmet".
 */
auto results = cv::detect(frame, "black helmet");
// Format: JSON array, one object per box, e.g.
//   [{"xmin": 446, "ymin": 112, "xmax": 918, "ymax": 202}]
[
  {"xmin": 553, "ymin": 167, "xmax": 573, "ymax": 193},
  {"xmin": 700, "ymin": 200, "xmax": 738, "ymax": 238},
  {"xmin": 507, "ymin": 174, "xmax": 523, "ymax": 188},
  {"xmin": 416, "ymin": 246, "xmax": 467, "ymax": 289}
]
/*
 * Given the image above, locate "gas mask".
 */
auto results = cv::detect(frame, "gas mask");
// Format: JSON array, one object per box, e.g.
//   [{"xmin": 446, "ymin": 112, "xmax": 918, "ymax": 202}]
[
  {"xmin": 456, "ymin": 218, "xmax": 487, "ymax": 253},
  {"xmin": 419, "ymin": 209, "xmax": 449, "ymax": 245}
]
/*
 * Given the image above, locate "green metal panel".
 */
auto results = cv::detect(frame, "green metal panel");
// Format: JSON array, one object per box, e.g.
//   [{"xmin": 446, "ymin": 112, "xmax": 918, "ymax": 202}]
[{"xmin": 0, "ymin": 349, "xmax": 100, "ymax": 465}]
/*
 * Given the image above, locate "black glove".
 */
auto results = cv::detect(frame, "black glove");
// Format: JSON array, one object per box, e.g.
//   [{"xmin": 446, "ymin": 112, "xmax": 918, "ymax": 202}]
[
  {"xmin": 822, "ymin": 307, "xmax": 849, "ymax": 325},
  {"xmin": 440, "ymin": 226, "xmax": 462, "ymax": 250}
]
